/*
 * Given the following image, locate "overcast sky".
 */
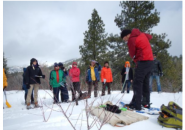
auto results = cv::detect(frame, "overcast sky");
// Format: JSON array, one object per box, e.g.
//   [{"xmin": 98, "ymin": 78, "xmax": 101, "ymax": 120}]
[{"xmin": 3, "ymin": 1, "xmax": 182, "ymax": 67}]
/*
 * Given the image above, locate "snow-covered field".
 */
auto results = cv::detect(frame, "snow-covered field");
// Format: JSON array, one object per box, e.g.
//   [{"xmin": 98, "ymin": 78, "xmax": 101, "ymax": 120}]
[{"xmin": 3, "ymin": 90, "xmax": 182, "ymax": 130}]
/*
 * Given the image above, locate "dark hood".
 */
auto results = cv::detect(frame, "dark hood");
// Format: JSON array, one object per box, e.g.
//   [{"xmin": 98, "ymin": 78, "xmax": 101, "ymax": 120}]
[{"xmin": 30, "ymin": 58, "xmax": 37, "ymax": 66}]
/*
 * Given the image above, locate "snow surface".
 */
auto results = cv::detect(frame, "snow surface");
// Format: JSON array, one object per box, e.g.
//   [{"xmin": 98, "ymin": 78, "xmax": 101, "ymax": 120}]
[{"xmin": 3, "ymin": 90, "xmax": 182, "ymax": 130}]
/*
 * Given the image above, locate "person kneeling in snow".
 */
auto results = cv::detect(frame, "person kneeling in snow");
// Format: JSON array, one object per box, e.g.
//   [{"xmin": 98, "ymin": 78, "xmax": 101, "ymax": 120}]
[
  {"xmin": 50, "ymin": 63, "xmax": 65, "ymax": 104},
  {"xmin": 25, "ymin": 58, "xmax": 45, "ymax": 109},
  {"xmin": 100, "ymin": 61, "xmax": 113, "ymax": 96}
]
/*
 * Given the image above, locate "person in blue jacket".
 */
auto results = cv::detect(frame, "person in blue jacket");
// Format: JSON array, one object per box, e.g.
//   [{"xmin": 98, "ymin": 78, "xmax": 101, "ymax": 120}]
[
  {"xmin": 86, "ymin": 60, "xmax": 101, "ymax": 98},
  {"xmin": 58, "ymin": 62, "xmax": 69, "ymax": 102}
]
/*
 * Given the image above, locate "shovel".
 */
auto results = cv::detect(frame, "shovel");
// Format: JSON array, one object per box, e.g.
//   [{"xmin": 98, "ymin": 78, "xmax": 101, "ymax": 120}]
[{"xmin": 3, "ymin": 90, "xmax": 11, "ymax": 108}]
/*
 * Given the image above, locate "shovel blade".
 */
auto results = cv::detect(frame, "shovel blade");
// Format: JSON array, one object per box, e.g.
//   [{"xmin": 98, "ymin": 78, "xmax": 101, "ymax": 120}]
[{"xmin": 6, "ymin": 100, "xmax": 11, "ymax": 108}]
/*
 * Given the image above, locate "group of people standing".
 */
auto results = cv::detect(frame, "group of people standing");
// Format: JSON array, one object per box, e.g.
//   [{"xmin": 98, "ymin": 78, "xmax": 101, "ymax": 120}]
[{"xmin": 19, "ymin": 28, "xmax": 163, "ymax": 111}]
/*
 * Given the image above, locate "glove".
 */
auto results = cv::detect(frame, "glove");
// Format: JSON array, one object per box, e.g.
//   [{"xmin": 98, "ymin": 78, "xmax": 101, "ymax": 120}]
[
  {"xmin": 50, "ymin": 85, "xmax": 53, "ymax": 91},
  {"xmin": 160, "ymin": 72, "xmax": 163, "ymax": 77},
  {"xmin": 3, "ymin": 87, "xmax": 6, "ymax": 91},
  {"xmin": 103, "ymin": 79, "xmax": 106, "ymax": 84},
  {"xmin": 26, "ymin": 84, "xmax": 30, "ymax": 89},
  {"xmin": 42, "ymin": 75, "xmax": 45, "ymax": 79}
]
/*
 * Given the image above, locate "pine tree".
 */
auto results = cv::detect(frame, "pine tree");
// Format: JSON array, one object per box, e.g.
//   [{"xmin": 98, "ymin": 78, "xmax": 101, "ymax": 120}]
[
  {"xmin": 108, "ymin": 1, "xmax": 160, "ymax": 78},
  {"xmin": 115, "ymin": 1, "xmax": 160, "ymax": 32},
  {"xmin": 79, "ymin": 9, "xmax": 108, "ymax": 65}
]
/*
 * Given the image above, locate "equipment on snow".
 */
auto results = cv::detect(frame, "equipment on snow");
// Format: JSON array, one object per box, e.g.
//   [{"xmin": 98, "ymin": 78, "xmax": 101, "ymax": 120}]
[
  {"xmin": 3, "ymin": 90, "xmax": 11, "ymax": 108},
  {"xmin": 158, "ymin": 101, "xmax": 182, "ymax": 129}
]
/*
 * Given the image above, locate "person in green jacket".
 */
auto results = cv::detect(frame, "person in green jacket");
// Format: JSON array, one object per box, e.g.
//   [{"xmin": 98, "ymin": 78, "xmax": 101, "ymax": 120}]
[{"xmin": 50, "ymin": 63, "xmax": 64, "ymax": 104}]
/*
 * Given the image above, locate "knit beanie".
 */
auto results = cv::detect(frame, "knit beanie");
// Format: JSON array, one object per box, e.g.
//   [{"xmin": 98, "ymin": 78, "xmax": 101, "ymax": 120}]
[{"xmin": 121, "ymin": 29, "xmax": 131, "ymax": 39}]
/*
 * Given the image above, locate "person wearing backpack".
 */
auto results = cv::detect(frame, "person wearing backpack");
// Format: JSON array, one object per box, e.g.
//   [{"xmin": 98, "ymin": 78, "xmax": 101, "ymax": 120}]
[
  {"xmin": 101, "ymin": 61, "xmax": 113, "ymax": 96},
  {"xmin": 86, "ymin": 60, "xmax": 101, "ymax": 98},
  {"xmin": 121, "ymin": 61, "xmax": 133, "ymax": 93},
  {"xmin": 22, "ymin": 68, "xmax": 34, "ymax": 104},
  {"xmin": 121, "ymin": 28, "xmax": 154, "ymax": 110},
  {"xmin": 58, "ymin": 62, "xmax": 69, "ymax": 102},
  {"xmin": 50, "ymin": 63, "xmax": 64, "ymax": 104},
  {"xmin": 25, "ymin": 58, "xmax": 45, "ymax": 109}
]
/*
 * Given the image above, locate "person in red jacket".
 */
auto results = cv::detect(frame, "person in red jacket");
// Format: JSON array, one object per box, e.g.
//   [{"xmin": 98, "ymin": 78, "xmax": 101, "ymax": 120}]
[
  {"xmin": 101, "ymin": 61, "xmax": 113, "ymax": 96},
  {"xmin": 121, "ymin": 28, "xmax": 154, "ymax": 110},
  {"xmin": 69, "ymin": 62, "xmax": 82, "ymax": 101}
]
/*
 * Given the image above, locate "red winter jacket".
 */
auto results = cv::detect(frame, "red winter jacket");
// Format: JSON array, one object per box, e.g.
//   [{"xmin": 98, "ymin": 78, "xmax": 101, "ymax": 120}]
[
  {"xmin": 127, "ymin": 28, "xmax": 154, "ymax": 63},
  {"xmin": 69, "ymin": 62, "xmax": 80, "ymax": 82}
]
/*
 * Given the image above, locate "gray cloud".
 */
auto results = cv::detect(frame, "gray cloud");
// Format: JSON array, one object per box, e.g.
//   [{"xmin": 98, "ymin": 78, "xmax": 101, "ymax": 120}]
[{"xmin": 3, "ymin": 1, "xmax": 182, "ymax": 67}]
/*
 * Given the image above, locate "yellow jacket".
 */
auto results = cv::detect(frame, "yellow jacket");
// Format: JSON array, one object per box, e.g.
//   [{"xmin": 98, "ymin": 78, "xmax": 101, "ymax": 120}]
[
  {"xmin": 3, "ymin": 69, "xmax": 8, "ymax": 89},
  {"xmin": 90, "ymin": 66, "xmax": 96, "ymax": 81}
]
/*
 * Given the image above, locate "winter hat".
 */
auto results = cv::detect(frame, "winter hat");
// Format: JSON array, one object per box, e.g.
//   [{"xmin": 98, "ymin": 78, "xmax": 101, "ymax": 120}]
[
  {"xmin": 121, "ymin": 29, "xmax": 131, "ymax": 39},
  {"xmin": 91, "ymin": 60, "xmax": 97, "ymax": 63},
  {"xmin": 54, "ymin": 62, "xmax": 59, "ymax": 67},
  {"xmin": 58, "ymin": 62, "xmax": 63, "ymax": 67},
  {"xmin": 104, "ymin": 61, "xmax": 109, "ymax": 64},
  {"xmin": 72, "ymin": 62, "xmax": 77, "ymax": 65},
  {"xmin": 125, "ymin": 61, "xmax": 130, "ymax": 68}
]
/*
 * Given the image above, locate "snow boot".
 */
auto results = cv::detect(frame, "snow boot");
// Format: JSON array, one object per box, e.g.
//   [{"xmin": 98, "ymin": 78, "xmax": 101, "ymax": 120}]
[
  {"xmin": 34, "ymin": 102, "xmax": 40, "ymax": 108},
  {"xmin": 27, "ymin": 103, "xmax": 32, "ymax": 109}
]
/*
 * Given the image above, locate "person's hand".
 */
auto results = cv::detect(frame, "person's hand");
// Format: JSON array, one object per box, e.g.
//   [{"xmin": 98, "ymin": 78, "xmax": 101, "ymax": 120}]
[
  {"xmin": 3, "ymin": 87, "xmax": 6, "ymax": 91},
  {"xmin": 124, "ymin": 72, "xmax": 127, "ymax": 74},
  {"xmin": 42, "ymin": 75, "xmax": 45, "ymax": 79},
  {"xmin": 131, "ymin": 80, "xmax": 133, "ymax": 83},
  {"xmin": 160, "ymin": 72, "xmax": 163, "ymax": 77},
  {"xmin": 26, "ymin": 84, "xmax": 30, "ymax": 89},
  {"xmin": 103, "ymin": 79, "xmax": 106, "ymax": 84},
  {"xmin": 50, "ymin": 86, "xmax": 53, "ymax": 91}
]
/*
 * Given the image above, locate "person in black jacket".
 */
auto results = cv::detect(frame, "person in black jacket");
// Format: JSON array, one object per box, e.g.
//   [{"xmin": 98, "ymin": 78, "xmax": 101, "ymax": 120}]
[
  {"xmin": 22, "ymin": 68, "xmax": 34, "ymax": 104},
  {"xmin": 121, "ymin": 61, "xmax": 133, "ymax": 93},
  {"xmin": 25, "ymin": 58, "xmax": 45, "ymax": 109},
  {"xmin": 149, "ymin": 53, "xmax": 163, "ymax": 93}
]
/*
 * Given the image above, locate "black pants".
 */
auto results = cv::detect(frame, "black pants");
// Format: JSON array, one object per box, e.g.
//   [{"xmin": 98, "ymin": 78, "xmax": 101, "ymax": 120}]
[
  {"xmin": 71, "ymin": 82, "xmax": 82, "ymax": 101},
  {"xmin": 60, "ymin": 83, "xmax": 69, "ymax": 102},
  {"xmin": 131, "ymin": 61, "xmax": 154, "ymax": 110},
  {"xmin": 102, "ymin": 83, "xmax": 111, "ymax": 96},
  {"xmin": 53, "ymin": 87, "xmax": 60, "ymax": 103}
]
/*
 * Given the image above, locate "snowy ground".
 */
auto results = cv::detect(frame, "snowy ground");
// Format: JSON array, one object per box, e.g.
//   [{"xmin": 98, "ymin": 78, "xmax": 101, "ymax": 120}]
[{"xmin": 3, "ymin": 90, "xmax": 182, "ymax": 130}]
